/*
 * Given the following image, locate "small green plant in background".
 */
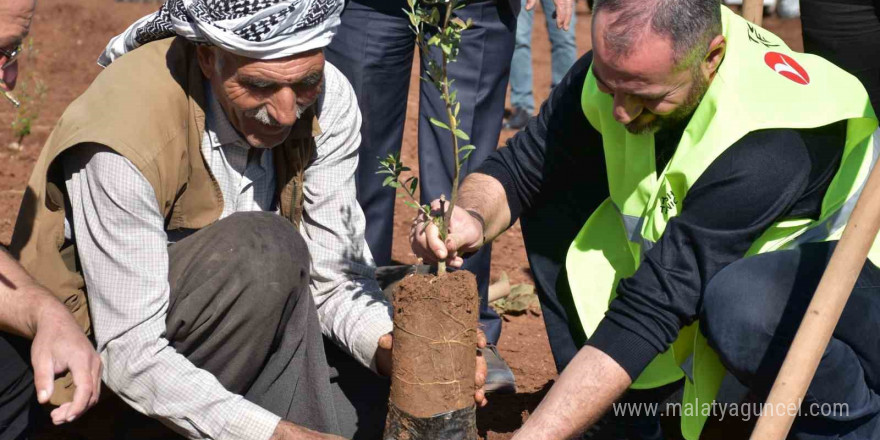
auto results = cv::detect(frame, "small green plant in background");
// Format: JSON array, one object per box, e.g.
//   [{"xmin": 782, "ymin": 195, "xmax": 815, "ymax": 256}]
[
  {"xmin": 377, "ymin": 0, "xmax": 475, "ymax": 276},
  {"xmin": 8, "ymin": 38, "xmax": 47, "ymax": 151}
]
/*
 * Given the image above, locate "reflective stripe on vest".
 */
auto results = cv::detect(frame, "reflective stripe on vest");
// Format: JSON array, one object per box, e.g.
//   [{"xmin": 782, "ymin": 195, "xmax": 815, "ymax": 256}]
[
  {"xmin": 790, "ymin": 129, "xmax": 880, "ymax": 248},
  {"xmin": 614, "ymin": 202, "xmax": 655, "ymax": 254}
]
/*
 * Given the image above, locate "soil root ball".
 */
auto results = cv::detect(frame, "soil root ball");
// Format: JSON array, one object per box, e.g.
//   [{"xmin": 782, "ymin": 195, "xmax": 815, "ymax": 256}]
[{"xmin": 386, "ymin": 270, "xmax": 479, "ymax": 439}]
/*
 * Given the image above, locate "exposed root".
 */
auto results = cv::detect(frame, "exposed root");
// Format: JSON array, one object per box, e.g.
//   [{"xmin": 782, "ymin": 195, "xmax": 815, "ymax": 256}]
[{"xmin": 393, "ymin": 376, "xmax": 462, "ymax": 386}]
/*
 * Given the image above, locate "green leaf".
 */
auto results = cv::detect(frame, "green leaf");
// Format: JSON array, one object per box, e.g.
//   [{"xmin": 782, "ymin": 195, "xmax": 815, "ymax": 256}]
[
  {"xmin": 409, "ymin": 177, "xmax": 419, "ymax": 195},
  {"xmin": 427, "ymin": 34, "xmax": 441, "ymax": 46},
  {"xmin": 459, "ymin": 145, "xmax": 476, "ymax": 161},
  {"xmin": 429, "ymin": 117, "xmax": 450, "ymax": 130},
  {"xmin": 389, "ymin": 181, "xmax": 402, "ymax": 189},
  {"xmin": 454, "ymin": 102, "xmax": 460, "ymax": 118},
  {"xmin": 405, "ymin": 9, "xmax": 417, "ymax": 26},
  {"xmin": 382, "ymin": 176, "xmax": 395, "ymax": 187},
  {"xmin": 453, "ymin": 128, "xmax": 470, "ymax": 141},
  {"xmin": 404, "ymin": 200, "xmax": 421, "ymax": 211}
]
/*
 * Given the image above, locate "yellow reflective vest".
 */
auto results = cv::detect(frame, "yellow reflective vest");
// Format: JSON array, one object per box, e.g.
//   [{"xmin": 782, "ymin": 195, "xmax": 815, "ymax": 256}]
[{"xmin": 566, "ymin": 6, "xmax": 879, "ymax": 439}]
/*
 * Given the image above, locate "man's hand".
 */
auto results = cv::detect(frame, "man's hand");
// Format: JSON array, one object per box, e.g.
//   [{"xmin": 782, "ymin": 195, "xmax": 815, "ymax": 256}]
[
  {"xmin": 375, "ymin": 333, "xmax": 393, "ymax": 377},
  {"xmin": 375, "ymin": 331, "xmax": 489, "ymax": 407},
  {"xmin": 29, "ymin": 291, "xmax": 102, "ymax": 425},
  {"xmin": 270, "ymin": 420, "xmax": 347, "ymax": 440},
  {"xmin": 410, "ymin": 200, "xmax": 484, "ymax": 269},
  {"xmin": 524, "ymin": 0, "xmax": 573, "ymax": 30},
  {"xmin": 474, "ymin": 329, "xmax": 488, "ymax": 407}
]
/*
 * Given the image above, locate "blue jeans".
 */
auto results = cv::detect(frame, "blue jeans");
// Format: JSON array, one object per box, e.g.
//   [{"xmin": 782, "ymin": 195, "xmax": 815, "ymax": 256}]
[
  {"xmin": 509, "ymin": 0, "xmax": 577, "ymax": 113},
  {"xmin": 702, "ymin": 241, "xmax": 880, "ymax": 439}
]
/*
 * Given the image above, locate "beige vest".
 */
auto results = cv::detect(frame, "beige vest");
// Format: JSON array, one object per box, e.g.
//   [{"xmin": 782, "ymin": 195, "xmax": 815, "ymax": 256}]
[{"xmin": 9, "ymin": 36, "xmax": 317, "ymax": 367}]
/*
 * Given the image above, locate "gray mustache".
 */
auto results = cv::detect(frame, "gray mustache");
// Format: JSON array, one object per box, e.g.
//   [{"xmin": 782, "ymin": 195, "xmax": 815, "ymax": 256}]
[{"xmin": 245, "ymin": 105, "xmax": 306, "ymax": 127}]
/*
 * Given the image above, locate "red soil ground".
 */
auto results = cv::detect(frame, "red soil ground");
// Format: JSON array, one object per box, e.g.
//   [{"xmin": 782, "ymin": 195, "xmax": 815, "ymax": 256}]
[{"xmin": 0, "ymin": 1, "xmax": 803, "ymax": 438}]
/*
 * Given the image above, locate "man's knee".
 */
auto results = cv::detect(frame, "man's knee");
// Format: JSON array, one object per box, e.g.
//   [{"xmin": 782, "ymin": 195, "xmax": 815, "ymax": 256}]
[
  {"xmin": 222, "ymin": 212, "xmax": 310, "ymax": 298},
  {"xmin": 178, "ymin": 212, "xmax": 311, "ymax": 308},
  {"xmin": 166, "ymin": 213, "xmax": 315, "ymax": 390},
  {"xmin": 701, "ymin": 253, "xmax": 800, "ymax": 377}
]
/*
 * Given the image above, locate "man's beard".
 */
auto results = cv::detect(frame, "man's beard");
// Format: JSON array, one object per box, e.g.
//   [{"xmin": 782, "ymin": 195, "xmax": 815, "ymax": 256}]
[{"xmin": 625, "ymin": 66, "xmax": 709, "ymax": 135}]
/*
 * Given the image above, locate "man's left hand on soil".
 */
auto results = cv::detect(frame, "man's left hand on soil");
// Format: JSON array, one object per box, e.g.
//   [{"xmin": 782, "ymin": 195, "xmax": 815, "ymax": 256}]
[{"xmin": 376, "ymin": 331, "xmax": 489, "ymax": 407}]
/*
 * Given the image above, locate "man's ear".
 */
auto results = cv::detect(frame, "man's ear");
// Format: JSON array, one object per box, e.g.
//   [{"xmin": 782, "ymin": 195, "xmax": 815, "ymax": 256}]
[
  {"xmin": 195, "ymin": 45, "xmax": 216, "ymax": 80},
  {"xmin": 701, "ymin": 34, "xmax": 726, "ymax": 81}
]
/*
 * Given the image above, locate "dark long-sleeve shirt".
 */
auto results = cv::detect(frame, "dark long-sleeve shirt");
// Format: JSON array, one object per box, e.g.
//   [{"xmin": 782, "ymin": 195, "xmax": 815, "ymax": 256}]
[{"xmin": 477, "ymin": 51, "xmax": 846, "ymax": 379}]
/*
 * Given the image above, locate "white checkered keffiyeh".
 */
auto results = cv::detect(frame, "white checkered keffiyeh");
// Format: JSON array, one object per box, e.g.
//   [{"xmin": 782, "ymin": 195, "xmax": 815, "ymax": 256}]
[{"xmin": 99, "ymin": 0, "xmax": 342, "ymax": 66}]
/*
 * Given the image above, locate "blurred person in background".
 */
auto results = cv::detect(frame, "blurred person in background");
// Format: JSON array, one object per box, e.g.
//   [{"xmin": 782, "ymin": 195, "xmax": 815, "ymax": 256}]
[
  {"xmin": 801, "ymin": 0, "xmax": 879, "ymax": 112},
  {"xmin": 504, "ymin": 0, "xmax": 577, "ymax": 130},
  {"xmin": 0, "ymin": 0, "xmax": 102, "ymax": 438}
]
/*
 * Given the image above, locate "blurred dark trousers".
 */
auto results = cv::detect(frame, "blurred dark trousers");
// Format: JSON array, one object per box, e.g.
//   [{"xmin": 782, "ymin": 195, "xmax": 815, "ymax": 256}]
[
  {"xmin": 326, "ymin": 0, "xmax": 519, "ymax": 345},
  {"xmin": 701, "ymin": 241, "xmax": 880, "ymax": 439},
  {"xmin": 801, "ymin": 0, "xmax": 880, "ymax": 113},
  {"xmin": 0, "ymin": 335, "xmax": 35, "ymax": 440}
]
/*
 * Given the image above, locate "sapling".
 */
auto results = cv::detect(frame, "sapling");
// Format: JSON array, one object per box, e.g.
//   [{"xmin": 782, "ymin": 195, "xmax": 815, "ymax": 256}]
[
  {"xmin": 377, "ymin": 0, "xmax": 481, "ymax": 438},
  {"xmin": 377, "ymin": 0, "xmax": 476, "ymax": 276}
]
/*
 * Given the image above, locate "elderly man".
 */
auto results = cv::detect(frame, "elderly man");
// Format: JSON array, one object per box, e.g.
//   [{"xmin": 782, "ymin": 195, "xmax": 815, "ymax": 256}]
[
  {"xmin": 413, "ymin": 0, "xmax": 880, "ymax": 438},
  {"xmin": 1, "ymin": 0, "xmax": 102, "ymax": 437},
  {"xmin": 10, "ymin": 0, "xmax": 485, "ymax": 439}
]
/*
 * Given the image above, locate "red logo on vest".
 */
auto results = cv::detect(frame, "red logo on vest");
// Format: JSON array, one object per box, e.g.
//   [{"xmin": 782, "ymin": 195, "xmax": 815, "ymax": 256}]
[{"xmin": 764, "ymin": 52, "xmax": 810, "ymax": 85}]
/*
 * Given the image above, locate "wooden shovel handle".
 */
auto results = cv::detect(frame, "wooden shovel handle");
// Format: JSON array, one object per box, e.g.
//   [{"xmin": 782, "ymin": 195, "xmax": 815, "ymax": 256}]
[
  {"xmin": 750, "ymin": 137, "xmax": 880, "ymax": 439},
  {"xmin": 742, "ymin": 0, "xmax": 763, "ymax": 26}
]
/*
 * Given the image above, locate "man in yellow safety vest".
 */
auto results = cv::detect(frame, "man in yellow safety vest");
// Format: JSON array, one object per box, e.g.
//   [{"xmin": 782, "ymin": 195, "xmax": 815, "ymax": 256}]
[{"xmin": 411, "ymin": 0, "xmax": 880, "ymax": 438}]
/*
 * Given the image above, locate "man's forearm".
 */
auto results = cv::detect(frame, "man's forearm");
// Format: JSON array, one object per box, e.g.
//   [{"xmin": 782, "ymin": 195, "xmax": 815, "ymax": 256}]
[
  {"xmin": 457, "ymin": 173, "xmax": 512, "ymax": 242},
  {"xmin": 0, "ymin": 250, "xmax": 54, "ymax": 339},
  {"xmin": 513, "ymin": 346, "xmax": 631, "ymax": 440}
]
